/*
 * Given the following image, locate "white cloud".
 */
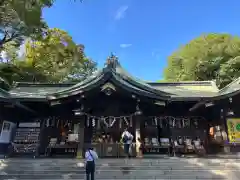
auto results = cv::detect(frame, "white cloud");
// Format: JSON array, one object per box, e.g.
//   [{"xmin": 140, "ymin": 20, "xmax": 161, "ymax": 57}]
[
  {"xmin": 120, "ymin": 44, "xmax": 132, "ymax": 48},
  {"xmin": 115, "ymin": 5, "xmax": 128, "ymax": 20}
]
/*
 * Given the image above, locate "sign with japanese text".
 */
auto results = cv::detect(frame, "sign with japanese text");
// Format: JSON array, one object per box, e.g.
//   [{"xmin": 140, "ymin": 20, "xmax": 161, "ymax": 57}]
[{"xmin": 227, "ymin": 118, "xmax": 240, "ymax": 143}]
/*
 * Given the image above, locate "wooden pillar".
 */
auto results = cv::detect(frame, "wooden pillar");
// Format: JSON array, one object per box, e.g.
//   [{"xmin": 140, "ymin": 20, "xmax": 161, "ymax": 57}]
[
  {"xmin": 77, "ymin": 117, "xmax": 85, "ymax": 159},
  {"xmin": 222, "ymin": 107, "xmax": 231, "ymax": 153},
  {"xmin": 220, "ymin": 108, "xmax": 227, "ymax": 134}
]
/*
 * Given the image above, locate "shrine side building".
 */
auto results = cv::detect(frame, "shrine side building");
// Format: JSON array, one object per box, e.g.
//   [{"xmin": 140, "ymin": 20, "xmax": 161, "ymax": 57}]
[{"xmin": 0, "ymin": 56, "xmax": 239, "ymax": 158}]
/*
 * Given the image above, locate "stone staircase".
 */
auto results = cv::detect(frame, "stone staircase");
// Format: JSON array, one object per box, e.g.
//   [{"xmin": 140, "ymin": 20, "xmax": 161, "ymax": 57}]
[{"xmin": 0, "ymin": 158, "xmax": 239, "ymax": 179}]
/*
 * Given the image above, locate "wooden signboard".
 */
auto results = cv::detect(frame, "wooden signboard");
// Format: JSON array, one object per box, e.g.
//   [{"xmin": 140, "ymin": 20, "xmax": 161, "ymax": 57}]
[{"xmin": 227, "ymin": 118, "xmax": 240, "ymax": 143}]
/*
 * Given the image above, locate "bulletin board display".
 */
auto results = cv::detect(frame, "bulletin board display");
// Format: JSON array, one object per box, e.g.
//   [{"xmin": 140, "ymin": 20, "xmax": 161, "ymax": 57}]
[{"xmin": 227, "ymin": 118, "xmax": 240, "ymax": 143}]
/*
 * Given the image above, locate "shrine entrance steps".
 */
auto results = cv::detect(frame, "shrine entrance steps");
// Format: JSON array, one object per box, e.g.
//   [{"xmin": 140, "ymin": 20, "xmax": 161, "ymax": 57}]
[{"xmin": 0, "ymin": 158, "xmax": 239, "ymax": 179}]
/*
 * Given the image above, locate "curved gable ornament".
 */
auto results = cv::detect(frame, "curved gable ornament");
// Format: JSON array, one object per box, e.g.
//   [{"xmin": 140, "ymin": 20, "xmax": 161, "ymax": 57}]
[{"xmin": 101, "ymin": 82, "xmax": 116, "ymax": 96}]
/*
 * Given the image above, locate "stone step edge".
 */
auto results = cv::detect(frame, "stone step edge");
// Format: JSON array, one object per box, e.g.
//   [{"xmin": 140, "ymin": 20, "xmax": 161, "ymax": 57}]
[
  {"xmin": 0, "ymin": 174, "xmax": 225, "ymax": 177},
  {"xmin": 2, "ymin": 165, "xmax": 233, "ymax": 167},
  {"xmin": 3, "ymin": 179, "xmax": 224, "ymax": 180},
  {"xmin": 0, "ymin": 179, "xmax": 224, "ymax": 180},
  {"xmin": 1, "ymin": 167, "xmax": 233, "ymax": 170},
  {"xmin": 2, "ymin": 168, "xmax": 237, "ymax": 171}
]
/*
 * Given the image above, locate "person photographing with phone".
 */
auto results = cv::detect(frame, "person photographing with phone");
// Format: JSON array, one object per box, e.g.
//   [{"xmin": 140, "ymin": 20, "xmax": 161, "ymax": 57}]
[
  {"xmin": 121, "ymin": 127, "xmax": 133, "ymax": 158},
  {"xmin": 85, "ymin": 146, "xmax": 98, "ymax": 180}
]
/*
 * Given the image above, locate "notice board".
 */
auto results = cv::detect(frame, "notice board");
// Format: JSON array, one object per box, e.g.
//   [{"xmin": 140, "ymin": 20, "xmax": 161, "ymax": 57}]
[{"xmin": 227, "ymin": 118, "xmax": 240, "ymax": 143}]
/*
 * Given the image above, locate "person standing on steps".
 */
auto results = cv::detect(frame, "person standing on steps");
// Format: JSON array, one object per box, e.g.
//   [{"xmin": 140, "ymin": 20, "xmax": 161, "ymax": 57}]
[
  {"xmin": 121, "ymin": 127, "xmax": 134, "ymax": 158},
  {"xmin": 85, "ymin": 146, "xmax": 98, "ymax": 180}
]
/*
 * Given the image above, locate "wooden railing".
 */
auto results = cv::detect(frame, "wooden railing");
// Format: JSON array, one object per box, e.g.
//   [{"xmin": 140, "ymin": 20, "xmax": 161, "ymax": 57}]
[{"xmin": 83, "ymin": 143, "xmax": 137, "ymax": 158}]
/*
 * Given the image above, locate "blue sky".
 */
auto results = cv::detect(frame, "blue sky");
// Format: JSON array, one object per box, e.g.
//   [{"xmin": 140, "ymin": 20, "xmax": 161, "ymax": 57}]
[{"xmin": 43, "ymin": 0, "xmax": 240, "ymax": 81}]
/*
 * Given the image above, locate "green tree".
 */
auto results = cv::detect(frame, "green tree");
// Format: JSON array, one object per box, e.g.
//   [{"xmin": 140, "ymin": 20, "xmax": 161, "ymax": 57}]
[
  {"xmin": 0, "ymin": 28, "xmax": 95, "ymax": 84},
  {"xmin": 0, "ymin": 63, "xmax": 18, "ymax": 88},
  {"xmin": 0, "ymin": 61, "xmax": 49, "ymax": 85},
  {"xmin": 20, "ymin": 28, "xmax": 96, "ymax": 82},
  {"xmin": 0, "ymin": 42, "xmax": 25, "ymax": 86},
  {"xmin": 0, "ymin": 0, "xmax": 83, "ymax": 48},
  {"xmin": 164, "ymin": 33, "xmax": 240, "ymax": 88},
  {"xmin": 0, "ymin": 0, "xmax": 51, "ymax": 48},
  {"xmin": 0, "ymin": 41, "xmax": 19, "ymax": 63}
]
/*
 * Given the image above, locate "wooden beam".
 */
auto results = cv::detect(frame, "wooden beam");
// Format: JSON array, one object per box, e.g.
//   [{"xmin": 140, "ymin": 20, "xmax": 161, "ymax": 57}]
[{"xmin": 189, "ymin": 101, "xmax": 205, "ymax": 112}]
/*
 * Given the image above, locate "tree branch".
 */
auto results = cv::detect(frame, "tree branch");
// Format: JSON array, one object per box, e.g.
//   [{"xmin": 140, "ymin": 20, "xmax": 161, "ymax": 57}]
[
  {"xmin": 0, "ymin": 33, "xmax": 7, "ymax": 48},
  {"xmin": 0, "ymin": 31, "xmax": 17, "ymax": 48}
]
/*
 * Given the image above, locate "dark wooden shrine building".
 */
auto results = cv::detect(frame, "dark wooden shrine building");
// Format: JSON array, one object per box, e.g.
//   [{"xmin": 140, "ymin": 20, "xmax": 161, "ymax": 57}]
[{"xmin": 0, "ymin": 55, "xmax": 239, "ymax": 158}]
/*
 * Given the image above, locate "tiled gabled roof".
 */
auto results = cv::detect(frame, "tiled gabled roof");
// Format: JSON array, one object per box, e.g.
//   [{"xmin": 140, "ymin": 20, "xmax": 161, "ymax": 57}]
[
  {"xmin": 4, "ymin": 57, "xmax": 240, "ymax": 101},
  {"xmin": 147, "ymin": 81, "xmax": 219, "ymax": 98}
]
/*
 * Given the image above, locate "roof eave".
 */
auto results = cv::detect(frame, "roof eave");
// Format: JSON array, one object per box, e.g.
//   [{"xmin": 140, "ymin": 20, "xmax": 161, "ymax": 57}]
[
  {"xmin": 14, "ymin": 97, "xmax": 48, "ymax": 102},
  {"xmin": 211, "ymin": 89, "xmax": 240, "ymax": 101},
  {"xmin": 47, "ymin": 71, "xmax": 110, "ymax": 100},
  {"xmin": 170, "ymin": 96, "xmax": 210, "ymax": 102},
  {"xmin": 47, "ymin": 68, "xmax": 172, "ymax": 100}
]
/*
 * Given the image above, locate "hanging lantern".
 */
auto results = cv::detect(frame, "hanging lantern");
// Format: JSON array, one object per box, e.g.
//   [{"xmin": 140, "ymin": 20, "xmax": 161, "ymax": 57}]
[{"xmin": 209, "ymin": 127, "xmax": 214, "ymax": 136}]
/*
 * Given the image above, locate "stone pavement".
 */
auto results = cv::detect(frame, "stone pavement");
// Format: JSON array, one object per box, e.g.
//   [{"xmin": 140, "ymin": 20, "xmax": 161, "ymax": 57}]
[{"xmin": 0, "ymin": 157, "xmax": 239, "ymax": 179}]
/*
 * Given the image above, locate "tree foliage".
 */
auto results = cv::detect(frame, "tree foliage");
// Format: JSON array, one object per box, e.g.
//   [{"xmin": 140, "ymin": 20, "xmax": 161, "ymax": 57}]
[
  {"xmin": 23, "ymin": 28, "xmax": 96, "ymax": 82},
  {"xmin": 0, "ymin": 0, "xmax": 83, "ymax": 48},
  {"xmin": 0, "ymin": 0, "xmax": 51, "ymax": 49},
  {"xmin": 0, "ymin": 42, "xmax": 48, "ymax": 85},
  {"xmin": 0, "ymin": 0, "xmax": 90, "ymax": 86},
  {"xmin": 0, "ymin": 28, "xmax": 96, "ymax": 84},
  {"xmin": 164, "ymin": 33, "xmax": 240, "ymax": 88}
]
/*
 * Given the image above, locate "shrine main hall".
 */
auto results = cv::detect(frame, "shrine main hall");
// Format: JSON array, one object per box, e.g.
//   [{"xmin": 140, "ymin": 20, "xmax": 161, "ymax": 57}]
[{"xmin": 0, "ymin": 56, "xmax": 239, "ymax": 158}]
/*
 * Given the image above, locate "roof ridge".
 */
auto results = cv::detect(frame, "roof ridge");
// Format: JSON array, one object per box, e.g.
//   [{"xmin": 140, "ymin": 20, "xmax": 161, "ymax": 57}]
[
  {"xmin": 115, "ymin": 63, "xmax": 171, "ymax": 96},
  {"xmin": 210, "ymin": 80, "xmax": 219, "ymax": 91},
  {"xmin": 147, "ymin": 80, "xmax": 215, "ymax": 85}
]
